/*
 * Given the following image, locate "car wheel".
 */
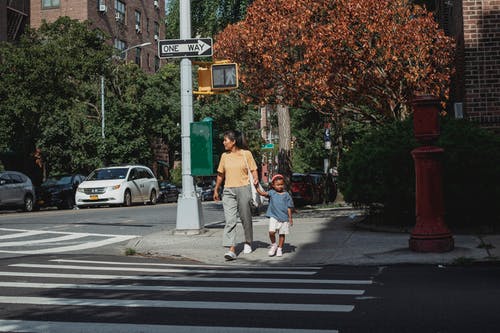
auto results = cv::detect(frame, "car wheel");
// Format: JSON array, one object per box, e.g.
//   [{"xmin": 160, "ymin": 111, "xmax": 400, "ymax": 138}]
[
  {"xmin": 149, "ymin": 190, "xmax": 157, "ymax": 205},
  {"xmin": 23, "ymin": 195, "xmax": 34, "ymax": 212},
  {"xmin": 123, "ymin": 190, "xmax": 132, "ymax": 207}
]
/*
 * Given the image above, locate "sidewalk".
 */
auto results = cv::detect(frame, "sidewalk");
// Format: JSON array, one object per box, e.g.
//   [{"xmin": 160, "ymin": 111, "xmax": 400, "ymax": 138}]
[{"xmin": 126, "ymin": 207, "xmax": 500, "ymax": 266}]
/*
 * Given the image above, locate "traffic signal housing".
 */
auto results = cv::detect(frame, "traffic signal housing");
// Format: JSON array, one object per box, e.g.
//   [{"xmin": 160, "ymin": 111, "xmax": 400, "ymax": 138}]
[{"xmin": 194, "ymin": 61, "xmax": 238, "ymax": 95}]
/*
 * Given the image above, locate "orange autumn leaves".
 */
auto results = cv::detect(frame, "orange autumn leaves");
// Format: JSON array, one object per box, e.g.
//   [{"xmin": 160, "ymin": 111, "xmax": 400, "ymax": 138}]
[{"xmin": 214, "ymin": 0, "xmax": 455, "ymax": 122}]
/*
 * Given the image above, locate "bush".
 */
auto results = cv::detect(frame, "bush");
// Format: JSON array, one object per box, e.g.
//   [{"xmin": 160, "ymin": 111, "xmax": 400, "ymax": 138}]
[{"xmin": 339, "ymin": 117, "xmax": 500, "ymax": 228}]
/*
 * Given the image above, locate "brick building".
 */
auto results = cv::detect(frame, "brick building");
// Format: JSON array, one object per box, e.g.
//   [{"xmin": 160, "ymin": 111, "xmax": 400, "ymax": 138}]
[
  {"xmin": 434, "ymin": 0, "xmax": 500, "ymax": 131},
  {"xmin": 28, "ymin": 0, "xmax": 165, "ymax": 73}
]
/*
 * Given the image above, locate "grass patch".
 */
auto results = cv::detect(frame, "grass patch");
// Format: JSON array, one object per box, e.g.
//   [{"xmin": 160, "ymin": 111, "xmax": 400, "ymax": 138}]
[
  {"xmin": 451, "ymin": 257, "xmax": 475, "ymax": 266},
  {"xmin": 125, "ymin": 248, "xmax": 136, "ymax": 256},
  {"xmin": 477, "ymin": 242, "xmax": 495, "ymax": 250}
]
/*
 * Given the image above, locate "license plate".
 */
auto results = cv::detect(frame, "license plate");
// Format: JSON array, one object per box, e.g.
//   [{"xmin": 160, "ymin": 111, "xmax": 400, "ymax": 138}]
[{"xmin": 89, "ymin": 195, "xmax": 98, "ymax": 200}]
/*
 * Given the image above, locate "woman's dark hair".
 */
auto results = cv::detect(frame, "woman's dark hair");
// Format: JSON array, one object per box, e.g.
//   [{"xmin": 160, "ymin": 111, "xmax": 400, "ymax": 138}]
[{"xmin": 224, "ymin": 130, "xmax": 249, "ymax": 149}]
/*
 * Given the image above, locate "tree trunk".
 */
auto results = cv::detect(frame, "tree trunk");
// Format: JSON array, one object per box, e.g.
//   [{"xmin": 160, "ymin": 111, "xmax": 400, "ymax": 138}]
[{"xmin": 276, "ymin": 104, "xmax": 292, "ymax": 183}]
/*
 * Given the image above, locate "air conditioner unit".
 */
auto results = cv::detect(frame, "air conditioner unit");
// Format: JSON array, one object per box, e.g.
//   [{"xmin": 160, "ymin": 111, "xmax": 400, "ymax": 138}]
[
  {"xmin": 115, "ymin": 12, "xmax": 121, "ymax": 21},
  {"xmin": 135, "ymin": 24, "xmax": 141, "ymax": 32},
  {"xmin": 154, "ymin": 0, "xmax": 159, "ymax": 8},
  {"xmin": 99, "ymin": 4, "xmax": 107, "ymax": 12},
  {"xmin": 154, "ymin": 34, "xmax": 159, "ymax": 41}
]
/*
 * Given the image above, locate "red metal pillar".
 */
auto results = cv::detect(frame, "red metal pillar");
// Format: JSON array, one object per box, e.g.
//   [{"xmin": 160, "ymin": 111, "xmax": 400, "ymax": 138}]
[{"xmin": 409, "ymin": 95, "xmax": 454, "ymax": 252}]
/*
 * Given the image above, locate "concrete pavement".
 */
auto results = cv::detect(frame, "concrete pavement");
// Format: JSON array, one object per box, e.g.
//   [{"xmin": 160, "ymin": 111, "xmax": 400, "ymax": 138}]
[{"xmin": 126, "ymin": 206, "xmax": 500, "ymax": 266}]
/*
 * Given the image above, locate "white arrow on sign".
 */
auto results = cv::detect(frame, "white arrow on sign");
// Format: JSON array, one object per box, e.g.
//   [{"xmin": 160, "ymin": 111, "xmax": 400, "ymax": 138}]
[{"xmin": 176, "ymin": 39, "xmax": 211, "ymax": 55}]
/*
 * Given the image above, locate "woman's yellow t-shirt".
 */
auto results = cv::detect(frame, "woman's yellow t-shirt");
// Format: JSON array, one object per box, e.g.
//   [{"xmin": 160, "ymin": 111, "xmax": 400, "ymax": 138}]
[{"xmin": 217, "ymin": 149, "xmax": 257, "ymax": 188}]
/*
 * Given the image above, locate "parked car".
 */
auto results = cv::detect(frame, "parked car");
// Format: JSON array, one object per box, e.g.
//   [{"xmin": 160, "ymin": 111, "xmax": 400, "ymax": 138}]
[
  {"xmin": 308, "ymin": 172, "xmax": 327, "ymax": 203},
  {"xmin": 75, "ymin": 165, "xmax": 159, "ymax": 208},
  {"xmin": 200, "ymin": 186, "xmax": 215, "ymax": 201},
  {"xmin": 36, "ymin": 174, "xmax": 86, "ymax": 210},
  {"xmin": 158, "ymin": 181, "xmax": 179, "ymax": 203},
  {"xmin": 290, "ymin": 173, "xmax": 319, "ymax": 206},
  {"xmin": 0, "ymin": 171, "xmax": 36, "ymax": 212}
]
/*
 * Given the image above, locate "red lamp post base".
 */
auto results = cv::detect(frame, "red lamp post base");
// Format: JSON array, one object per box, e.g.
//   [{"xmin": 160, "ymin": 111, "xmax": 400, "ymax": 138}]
[{"xmin": 409, "ymin": 236, "xmax": 454, "ymax": 252}]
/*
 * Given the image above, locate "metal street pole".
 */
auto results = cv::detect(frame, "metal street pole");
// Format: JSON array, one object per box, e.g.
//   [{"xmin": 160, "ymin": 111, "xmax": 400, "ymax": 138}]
[{"xmin": 175, "ymin": 0, "xmax": 205, "ymax": 233}]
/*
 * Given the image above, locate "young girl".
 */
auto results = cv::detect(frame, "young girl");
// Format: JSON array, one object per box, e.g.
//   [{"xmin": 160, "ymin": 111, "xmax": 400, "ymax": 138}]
[{"xmin": 255, "ymin": 174, "xmax": 294, "ymax": 257}]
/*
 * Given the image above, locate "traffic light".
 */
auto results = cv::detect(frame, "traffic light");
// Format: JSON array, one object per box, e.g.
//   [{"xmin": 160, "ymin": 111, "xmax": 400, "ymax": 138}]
[{"xmin": 194, "ymin": 61, "xmax": 238, "ymax": 95}]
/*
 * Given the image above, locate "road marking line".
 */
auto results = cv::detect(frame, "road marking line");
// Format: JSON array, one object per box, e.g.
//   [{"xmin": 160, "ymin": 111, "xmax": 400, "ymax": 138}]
[
  {"xmin": 0, "ymin": 235, "xmax": 137, "ymax": 254},
  {"xmin": 50, "ymin": 258, "xmax": 322, "ymax": 270},
  {"xmin": 0, "ymin": 271, "xmax": 373, "ymax": 285},
  {"xmin": 0, "ymin": 233, "xmax": 90, "ymax": 247},
  {"xmin": 0, "ymin": 281, "xmax": 365, "ymax": 295},
  {"xmin": 0, "ymin": 296, "xmax": 355, "ymax": 312},
  {"xmin": 10, "ymin": 263, "xmax": 316, "ymax": 275},
  {"xmin": 0, "ymin": 230, "xmax": 46, "ymax": 240},
  {"xmin": 0, "ymin": 227, "xmax": 137, "ymax": 237},
  {"xmin": 0, "ymin": 320, "xmax": 339, "ymax": 333}
]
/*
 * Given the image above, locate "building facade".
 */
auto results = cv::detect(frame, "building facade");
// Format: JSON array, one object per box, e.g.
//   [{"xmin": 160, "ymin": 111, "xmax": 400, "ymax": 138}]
[
  {"xmin": 435, "ymin": 0, "xmax": 500, "ymax": 131},
  {"xmin": 29, "ymin": 0, "xmax": 164, "ymax": 73}
]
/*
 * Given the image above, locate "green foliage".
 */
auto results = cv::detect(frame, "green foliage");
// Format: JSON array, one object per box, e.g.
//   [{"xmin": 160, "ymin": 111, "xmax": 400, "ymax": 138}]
[
  {"xmin": 0, "ymin": 18, "xmax": 186, "ymax": 179},
  {"xmin": 195, "ymin": 92, "xmax": 261, "ymax": 159},
  {"xmin": 338, "ymin": 119, "xmax": 417, "ymax": 222},
  {"xmin": 339, "ymin": 117, "xmax": 500, "ymax": 227},
  {"xmin": 290, "ymin": 107, "xmax": 325, "ymax": 173},
  {"xmin": 165, "ymin": 0, "xmax": 253, "ymax": 39},
  {"xmin": 0, "ymin": 17, "xmax": 113, "ymax": 177},
  {"xmin": 438, "ymin": 118, "xmax": 500, "ymax": 226}
]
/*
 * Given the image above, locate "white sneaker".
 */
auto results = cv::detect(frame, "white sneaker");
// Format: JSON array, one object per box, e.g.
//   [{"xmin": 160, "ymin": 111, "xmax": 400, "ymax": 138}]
[
  {"xmin": 276, "ymin": 247, "xmax": 283, "ymax": 257},
  {"xmin": 224, "ymin": 251, "xmax": 236, "ymax": 260},
  {"xmin": 243, "ymin": 243, "xmax": 252, "ymax": 254},
  {"xmin": 268, "ymin": 244, "xmax": 278, "ymax": 256}
]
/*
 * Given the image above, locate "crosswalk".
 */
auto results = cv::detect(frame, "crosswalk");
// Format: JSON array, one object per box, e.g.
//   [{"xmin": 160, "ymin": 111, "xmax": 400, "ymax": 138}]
[
  {"xmin": 0, "ymin": 228, "xmax": 137, "ymax": 254},
  {"xmin": 0, "ymin": 257, "xmax": 375, "ymax": 332}
]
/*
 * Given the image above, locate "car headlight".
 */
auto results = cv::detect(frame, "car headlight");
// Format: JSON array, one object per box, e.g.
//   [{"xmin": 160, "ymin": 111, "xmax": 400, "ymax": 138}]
[
  {"xmin": 77, "ymin": 188, "xmax": 84, "ymax": 193},
  {"xmin": 108, "ymin": 184, "xmax": 121, "ymax": 191}
]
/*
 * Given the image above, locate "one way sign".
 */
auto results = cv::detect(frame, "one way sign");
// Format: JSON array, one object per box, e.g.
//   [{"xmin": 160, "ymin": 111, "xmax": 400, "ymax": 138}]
[{"xmin": 158, "ymin": 38, "xmax": 213, "ymax": 59}]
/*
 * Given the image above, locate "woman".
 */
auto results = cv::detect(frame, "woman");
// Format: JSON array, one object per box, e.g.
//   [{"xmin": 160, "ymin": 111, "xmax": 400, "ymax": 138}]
[{"xmin": 213, "ymin": 130, "xmax": 259, "ymax": 261}]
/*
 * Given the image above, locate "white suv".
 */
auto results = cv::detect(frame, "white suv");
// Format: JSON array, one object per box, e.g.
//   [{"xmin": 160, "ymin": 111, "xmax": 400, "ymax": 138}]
[{"xmin": 75, "ymin": 165, "xmax": 159, "ymax": 208}]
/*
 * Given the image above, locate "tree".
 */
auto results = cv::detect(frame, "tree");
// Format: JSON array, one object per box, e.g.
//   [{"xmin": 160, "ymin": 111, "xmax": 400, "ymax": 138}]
[
  {"xmin": 0, "ymin": 17, "xmax": 112, "ymax": 182},
  {"xmin": 165, "ymin": 0, "xmax": 254, "ymax": 39},
  {"xmin": 214, "ymin": 0, "xmax": 455, "ymax": 174},
  {"xmin": 215, "ymin": 0, "xmax": 454, "ymax": 122}
]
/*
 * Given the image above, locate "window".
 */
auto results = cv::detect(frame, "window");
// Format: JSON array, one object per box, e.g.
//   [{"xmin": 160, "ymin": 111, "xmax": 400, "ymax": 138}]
[
  {"xmin": 42, "ymin": 0, "xmax": 60, "ymax": 9},
  {"xmin": 146, "ymin": 18, "xmax": 150, "ymax": 33},
  {"xmin": 154, "ymin": 21, "xmax": 159, "ymax": 39},
  {"xmin": 114, "ymin": 0, "xmax": 126, "ymax": 23},
  {"xmin": 114, "ymin": 38, "xmax": 127, "ymax": 59},
  {"xmin": 135, "ymin": 10, "xmax": 141, "ymax": 32},
  {"xmin": 154, "ymin": 56, "xmax": 160, "ymax": 72},
  {"xmin": 135, "ymin": 47, "xmax": 141, "ymax": 66}
]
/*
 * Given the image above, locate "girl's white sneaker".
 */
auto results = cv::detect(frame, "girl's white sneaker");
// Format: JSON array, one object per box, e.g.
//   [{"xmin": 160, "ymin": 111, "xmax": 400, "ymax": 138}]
[
  {"xmin": 268, "ymin": 244, "xmax": 278, "ymax": 256},
  {"xmin": 276, "ymin": 247, "xmax": 283, "ymax": 257}
]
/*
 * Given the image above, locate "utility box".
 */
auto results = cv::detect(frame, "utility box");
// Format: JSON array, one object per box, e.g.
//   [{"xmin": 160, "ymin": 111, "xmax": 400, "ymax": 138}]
[{"xmin": 190, "ymin": 118, "xmax": 220, "ymax": 176}]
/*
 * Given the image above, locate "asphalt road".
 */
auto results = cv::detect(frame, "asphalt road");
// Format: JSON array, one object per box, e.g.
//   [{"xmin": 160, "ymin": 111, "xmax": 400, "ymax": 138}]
[
  {"xmin": 0, "ymin": 201, "xmax": 225, "ymax": 258},
  {"xmin": 0, "ymin": 254, "xmax": 498, "ymax": 332},
  {"xmin": 0, "ymin": 201, "xmax": 225, "ymax": 235}
]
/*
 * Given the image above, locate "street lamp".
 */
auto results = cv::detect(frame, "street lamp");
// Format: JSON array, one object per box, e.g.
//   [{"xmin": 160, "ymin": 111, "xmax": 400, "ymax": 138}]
[{"xmin": 101, "ymin": 42, "xmax": 153, "ymax": 139}]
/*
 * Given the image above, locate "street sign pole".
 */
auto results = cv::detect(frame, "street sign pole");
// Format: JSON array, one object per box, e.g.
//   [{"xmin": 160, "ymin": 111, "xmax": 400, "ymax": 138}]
[{"xmin": 175, "ymin": 0, "xmax": 204, "ymax": 234}]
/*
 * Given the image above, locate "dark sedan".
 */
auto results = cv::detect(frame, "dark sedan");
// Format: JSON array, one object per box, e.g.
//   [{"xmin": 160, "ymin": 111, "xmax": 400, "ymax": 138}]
[
  {"xmin": 158, "ymin": 181, "xmax": 179, "ymax": 203},
  {"xmin": 36, "ymin": 174, "xmax": 86, "ymax": 209}
]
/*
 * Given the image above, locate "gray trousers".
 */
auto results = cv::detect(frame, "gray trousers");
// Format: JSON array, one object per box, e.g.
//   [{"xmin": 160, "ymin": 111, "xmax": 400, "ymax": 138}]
[{"xmin": 222, "ymin": 185, "xmax": 253, "ymax": 247}]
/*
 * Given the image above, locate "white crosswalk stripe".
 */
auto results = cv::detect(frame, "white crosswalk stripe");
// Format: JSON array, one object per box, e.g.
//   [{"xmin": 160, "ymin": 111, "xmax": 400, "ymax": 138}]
[
  {"xmin": 0, "ymin": 258, "xmax": 374, "ymax": 332},
  {"xmin": 0, "ymin": 228, "xmax": 137, "ymax": 254}
]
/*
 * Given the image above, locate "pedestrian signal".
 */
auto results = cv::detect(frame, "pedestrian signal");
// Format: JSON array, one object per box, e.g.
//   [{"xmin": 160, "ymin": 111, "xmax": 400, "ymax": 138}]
[{"xmin": 211, "ymin": 63, "xmax": 238, "ymax": 90}]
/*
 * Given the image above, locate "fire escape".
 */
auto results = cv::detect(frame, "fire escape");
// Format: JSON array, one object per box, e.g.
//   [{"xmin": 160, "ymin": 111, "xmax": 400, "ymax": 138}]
[{"xmin": 6, "ymin": 0, "xmax": 29, "ymax": 41}]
